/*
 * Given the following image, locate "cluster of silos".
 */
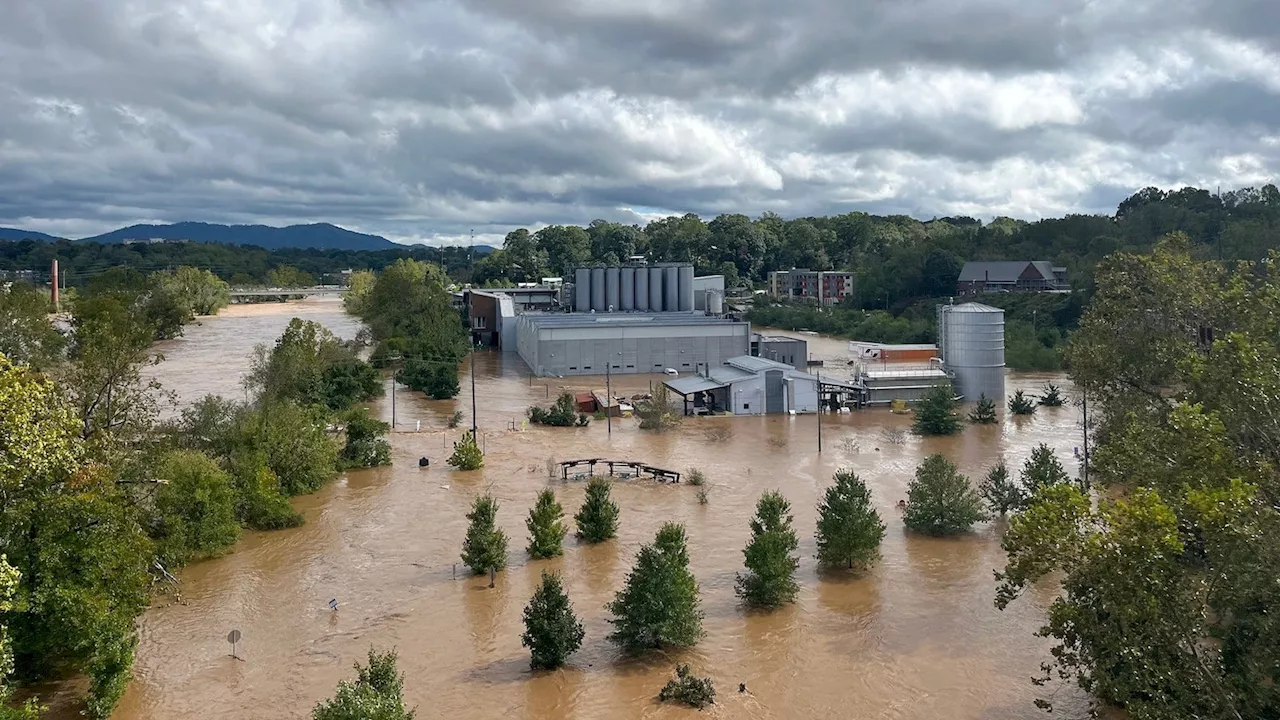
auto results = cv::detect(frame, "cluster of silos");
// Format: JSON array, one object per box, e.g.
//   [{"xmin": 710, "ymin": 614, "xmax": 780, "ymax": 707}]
[
  {"xmin": 571, "ymin": 264, "xmax": 695, "ymax": 312},
  {"xmin": 937, "ymin": 302, "xmax": 1006, "ymax": 402}
]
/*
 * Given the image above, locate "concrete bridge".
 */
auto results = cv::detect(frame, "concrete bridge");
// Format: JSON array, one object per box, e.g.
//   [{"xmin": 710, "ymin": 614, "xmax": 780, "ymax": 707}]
[{"xmin": 228, "ymin": 286, "xmax": 348, "ymax": 299}]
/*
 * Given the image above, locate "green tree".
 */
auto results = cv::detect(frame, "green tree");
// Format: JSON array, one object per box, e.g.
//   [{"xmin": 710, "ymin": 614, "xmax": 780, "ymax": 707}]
[
  {"xmin": 342, "ymin": 269, "xmax": 377, "ymax": 315},
  {"xmin": 903, "ymin": 454, "xmax": 985, "ymax": 535},
  {"xmin": 607, "ymin": 523, "xmax": 703, "ymax": 651},
  {"xmin": 339, "ymin": 409, "xmax": 390, "ymax": 469},
  {"xmin": 1019, "ymin": 443, "xmax": 1072, "ymax": 498},
  {"xmin": 637, "ymin": 382, "xmax": 680, "ymax": 431},
  {"xmin": 528, "ymin": 393, "xmax": 577, "ymax": 426},
  {"xmin": 312, "ymin": 648, "xmax": 415, "ymax": 720},
  {"xmin": 574, "ymin": 476, "xmax": 619, "ymax": 543},
  {"xmin": 967, "ymin": 393, "xmax": 998, "ymax": 424},
  {"xmin": 978, "ymin": 460, "xmax": 1024, "ymax": 516},
  {"xmin": 0, "ymin": 556, "xmax": 42, "ymax": 720},
  {"xmin": 814, "ymin": 469, "xmax": 885, "ymax": 569},
  {"xmin": 266, "ymin": 265, "xmax": 315, "ymax": 288},
  {"xmin": 1038, "ymin": 383, "xmax": 1065, "ymax": 407},
  {"xmin": 735, "ymin": 491, "xmax": 800, "ymax": 607},
  {"xmin": 250, "ymin": 401, "xmax": 340, "ymax": 495},
  {"xmin": 158, "ymin": 266, "xmax": 230, "ymax": 318},
  {"xmin": 658, "ymin": 664, "xmax": 716, "ymax": 710},
  {"xmin": 520, "ymin": 571, "xmax": 584, "ymax": 670},
  {"xmin": 0, "ymin": 282, "xmax": 65, "ymax": 370},
  {"xmin": 460, "ymin": 494, "xmax": 507, "ymax": 575},
  {"xmin": 152, "ymin": 450, "xmax": 241, "ymax": 567},
  {"xmin": 1007, "ymin": 390, "xmax": 1036, "ymax": 415},
  {"xmin": 912, "ymin": 382, "xmax": 961, "ymax": 435},
  {"xmin": 0, "ymin": 355, "xmax": 153, "ymax": 718},
  {"xmin": 447, "ymin": 431, "xmax": 484, "ymax": 470},
  {"xmin": 526, "ymin": 490, "xmax": 568, "ymax": 559}
]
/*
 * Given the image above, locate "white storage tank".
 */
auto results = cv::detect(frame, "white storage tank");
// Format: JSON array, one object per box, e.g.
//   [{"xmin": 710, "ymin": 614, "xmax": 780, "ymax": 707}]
[
  {"xmin": 634, "ymin": 267, "xmax": 649, "ymax": 311},
  {"xmin": 938, "ymin": 302, "xmax": 1005, "ymax": 402},
  {"xmin": 620, "ymin": 267, "xmax": 634, "ymax": 311},
  {"xmin": 590, "ymin": 267, "xmax": 605, "ymax": 312},
  {"xmin": 706, "ymin": 290, "xmax": 723, "ymax": 315},
  {"xmin": 649, "ymin": 267, "xmax": 665, "ymax": 311},
  {"xmin": 574, "ymin": 268, "xmax": 591, "ymax": 312},
  {"xmin": 678, "ymin": 265, "xmax": 695, "ymax": 311},
  {"xmin": 664, "ymin": 266, "xmax": 679, "ymax": 312},
  {"xmin": 605, "ymin": 267, "xmax": 620, "ymax": 311}
]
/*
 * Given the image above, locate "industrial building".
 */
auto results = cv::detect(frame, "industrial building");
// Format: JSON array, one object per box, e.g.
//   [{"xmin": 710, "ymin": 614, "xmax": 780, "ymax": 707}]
[
  {"xmin": 856, "ymin": 366, "xmax": 951, "ymax": 406},
  {"xmin": 515, "ymin": 313, "xmax": 750, "ymax": 377},
  {"xmin": 664, "ymin": 356, "xmax": 822, "ymax": 415},
  {"xmin": 571, "ymin": 264, "xmax": 723, "ymax": 314},
  {"xmin": 848, "ymin": 342, "xmax": 938, "ymax": 363},
  {"xmin": 937, "ymin": 302, "xmax": 1006, "ymax": 401},
  {"xmin": 752, "ymin": 333, "xmax": 809, "ymax": 370}
]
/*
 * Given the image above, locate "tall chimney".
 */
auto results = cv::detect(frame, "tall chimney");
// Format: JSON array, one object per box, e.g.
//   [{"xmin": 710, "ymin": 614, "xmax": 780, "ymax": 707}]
[{"xmin": 50, "ymin": 259, "xmax": 59, "ymax": 311}]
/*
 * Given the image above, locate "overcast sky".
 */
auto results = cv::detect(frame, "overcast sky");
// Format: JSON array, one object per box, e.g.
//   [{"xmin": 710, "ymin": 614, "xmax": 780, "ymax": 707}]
[{"xmin": 2, "ymin": 1, "xmax": 1278, "ymax": 245}]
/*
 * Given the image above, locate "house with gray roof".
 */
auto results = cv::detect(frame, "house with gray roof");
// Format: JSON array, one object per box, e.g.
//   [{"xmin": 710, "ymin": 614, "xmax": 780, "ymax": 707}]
[{"xmin": 956, "ymin": 261, "xmax": 1069, "ymax": 295}]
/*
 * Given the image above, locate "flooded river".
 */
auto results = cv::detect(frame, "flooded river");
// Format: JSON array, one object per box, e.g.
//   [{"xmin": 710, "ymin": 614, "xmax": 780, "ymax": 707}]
[{"xmin": 103, "ymin": 300, "xmax": 1093, "ymax": 719}]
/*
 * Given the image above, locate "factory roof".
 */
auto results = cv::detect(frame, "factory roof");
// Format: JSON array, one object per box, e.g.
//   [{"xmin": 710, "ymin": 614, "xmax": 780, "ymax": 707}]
[
  {"xmin": 957, "ymin": 261, "xmax": 1057, "ymax": 283},
  {"xmin": 725, "ymin": 355, "xmax": 795, "ymax": 373},
  {"xmin": 665, "ymin": 376, "xmax": 727, "ymax": 395},
  {"xmin": 518, "ymin": 312, "xmax": 743, "ymax": 328},
  {"xmin": 708, "ymin": 366, "xmax": 757, "ymax": 384},
  {"xmin": 944, "ymin": 302, "xmax": 1003, "ymax": 313}
]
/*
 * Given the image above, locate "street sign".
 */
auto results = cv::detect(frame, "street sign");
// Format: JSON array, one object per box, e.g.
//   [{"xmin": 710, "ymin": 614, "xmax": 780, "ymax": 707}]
[{"xmin": 227, "ymin": 629, "xmax": 241, "ymax": 659}]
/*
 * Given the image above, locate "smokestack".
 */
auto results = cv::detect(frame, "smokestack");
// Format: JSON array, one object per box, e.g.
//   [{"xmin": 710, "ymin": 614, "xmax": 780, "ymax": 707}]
[{"xmin": 50, "ymin": 259, "xmax": 59, "ymax": 311}]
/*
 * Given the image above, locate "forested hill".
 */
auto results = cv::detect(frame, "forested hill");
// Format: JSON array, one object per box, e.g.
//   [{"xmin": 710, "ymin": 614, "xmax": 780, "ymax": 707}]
[
  {"xmin": 0, "ymin": 227, "xmax": 62, "ymax": 241},
  {"xmin": 81, "ymin": 221, "xmax": 399, "ymax": 250}
]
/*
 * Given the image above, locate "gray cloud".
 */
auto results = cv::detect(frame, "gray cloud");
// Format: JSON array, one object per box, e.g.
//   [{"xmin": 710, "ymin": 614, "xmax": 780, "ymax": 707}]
[{"xmin": 1, "ymin": 0, "xmax": 1278, "ymax": 244}]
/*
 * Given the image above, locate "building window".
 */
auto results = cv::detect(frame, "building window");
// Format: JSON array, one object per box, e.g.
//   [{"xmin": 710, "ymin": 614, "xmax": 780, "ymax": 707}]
[
  {"xmin": 569, "ymin": 366, "xmax": 577, "ymax": 370},
  {"xmin": 583, "ymin": 366, "xmax": 592, "ymax": 370},
  {"xmin": 743, "ymin": 403, "xmax": 750, "ymax": 410},
  {"xmin": 626, "ymin": 365, "xmax": 635, "ymax": 369}
]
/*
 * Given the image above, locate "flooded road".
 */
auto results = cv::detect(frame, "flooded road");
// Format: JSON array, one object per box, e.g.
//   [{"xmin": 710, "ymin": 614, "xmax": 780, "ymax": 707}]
[{"xmin": 108, "ymin": 303, "xmax": 1093, "ymax": 719}]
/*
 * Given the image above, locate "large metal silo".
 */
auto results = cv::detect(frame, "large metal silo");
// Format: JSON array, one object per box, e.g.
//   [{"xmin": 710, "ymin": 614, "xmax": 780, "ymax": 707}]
[
  {"xmin": 663, "ymin": 266, "xmax": 679, "ymax": 312},
  {"xmin": 590, "ymin": 267, "xmax": 605, "ymax": 312},
  {"xmin": 634, "ymin": 267, "xmax": 649, "ymax": 311},
  {"xmin": 605, "ymin": 267, "xmax": 620, "ymax": 311},
  {"xmin": 939, "ymin": 302, "xmax": 1005, "ymax": 402},
  {"xmin": 574, "ymin": 268, "xmax": 590, "ymax": 312},
  {"xmin": 619, "ymin": 267, "xmax": 634, "ymax": 311},
  {"xmin": 706, "ymin": 290, "xmax": 723, "ymax": 315},
  {"xmin": 678, "ymin": 265, "xmax": 694, "ymax": 312},
  {"xmin": 648, "ymin": 266, "xmax": 664, "ymax": 312}
]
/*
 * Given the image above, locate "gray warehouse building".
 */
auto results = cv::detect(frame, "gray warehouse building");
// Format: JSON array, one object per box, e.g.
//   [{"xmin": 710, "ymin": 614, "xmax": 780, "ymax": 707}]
[{"xmin": 515, "ymin": 313, "xmax": 751, "ymax": 377}]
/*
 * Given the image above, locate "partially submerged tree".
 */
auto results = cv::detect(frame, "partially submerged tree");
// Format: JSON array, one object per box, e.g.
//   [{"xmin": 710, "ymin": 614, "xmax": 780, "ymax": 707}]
[
  {"xmin": 528, "ymin": 393, "xmax": 578, "ymax": 427},
  {"xmin": 1038, "ymin": 383, "xmax": 1065, "ymax": 407},
  {"xmin": 1019, "ymin": 443, "xmax": 1073, "ymax": 497},
  {"xmin": 658, "ymin": 664, "xmax": 716, "ymax": 710},
  {"xmin": 574, "ymin": 476, "xmax": 619, "ymax": 543},
  {"xmin": 912, "ymin": 382, "xmax": 962, "ymax": 435},
  {"xmin": 526, "ymin": 489, "xmax": 568, "ymax": 559},
  {"xmin": 0, "ymin": 555, "xmax": 42, "ymax": 720},
  {"xmin": 312, "ymin": 648, "xmax": 415, "ymax": 720},
  {"xmin": 636, "ymin": 383, "xmax": 681, "ymax": 431},
  {"xmin": 815, "ymin": 469, "xmax": 885, "ymax": 570},
  {"xmin": 151, "ymin": 449, "xmax": 241, "ymax": 567},
  {"xmin": 447, "ymin": 431, "xmax": 484, "ymax": 471},
  {"xmin": 735, "ymin": 491, "xmax": 800, "ymax": 607},
  {"xmin": 607, "ymin": 523, "xmax": 703, "ymax": 651},
  {"xmin": 520, "ymin": 571, "xmax": 584, "ymax": 670},
  {"xmin": 1007, "ymin": 390, "xmax": 1036, "ymax": 415},
  {"xmin": 903, "ymin": 454, "xmax": 985, "ymax": 535},
  {"xmin": 967, "ymin": 393, "xmax": 998, "ymax": 424},
  {"xmin": 339, "ymin": 409, "xmax": 391, "ymax": 469},
  {"xmin": 978, "ymin": 460, "xmax": 1024, "ymax": 516},
  {"xmin": 0, "ymin": 282, "xmax": 65, "ymax": 371},
  {"xmin": 460, "ymin": 494, "xmax": 508, "ymax": 575}
]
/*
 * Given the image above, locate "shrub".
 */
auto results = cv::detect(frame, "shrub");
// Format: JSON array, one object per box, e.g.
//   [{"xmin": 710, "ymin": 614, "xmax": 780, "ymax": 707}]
[
  {"xmin": 448, "ymin": 431, "xmax": 484, "ymax": 470},
  {"xmin": 529, "ymin": 393, "xmax": 578, "ymax": 427},
  {"xmin": 339, "ymin": 409, "xmax": 390, "ymax": 469},
  {"xmin": 968, "ymin": 393, "xmax": 998, "ymax": 424},
  {"xmin": 1038, "ymin": 383, "xmax": 1066, "ymax": 407},
  {"xmin": 658, "ymin": 664, "xmax": 716, "ymax": 710},
  {"xmin": 637, "ymin": 383, "xmax": 680, "ymax": 431},
  {"xmin": 686, "ymin": 468, "xmax": 706, "ymax": 486},
  {"xmin": 152, "ymin": 450, "xmax": 240, "ymax": 567},
  {"xmin": 903, "ymin": 454, "xmax": 985, "ymax": 535},
  {"xmin": 312, "ymin": 648, "xmax": 415, "ymax": 720},
  {"xmin": 912, "ymin": 382, "xmax": 962, "ymax": 435},
  {"xmin": 1008, "ymin": 390, "xmax": 1037, "ymax": 415}
]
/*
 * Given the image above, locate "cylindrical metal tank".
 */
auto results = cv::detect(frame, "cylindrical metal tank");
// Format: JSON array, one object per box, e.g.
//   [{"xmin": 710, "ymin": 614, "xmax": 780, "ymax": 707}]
[
  {"xmin": 706, "ymin": 290, "xmax": 723, "ymax": 315},
  {"xmin": 574, "ymin": 268, "xmax": 590, "ymax": 312},
  {"xmin": 663, "ymin": 266, "xmax": 679, "ymax": 312},
  {"xmin": 634, "ymin": 267, "xmax": 649, "ymax": 311},
  {"xmin": 590, "ymin": 267, "xmax": 605, "ymax": 312},
  {"xmin": 649, "ymin": 266, "xmax": 664, "ymax": 312},
  {"xmin": 619, "ymin": 267, "xmax": 634, "ymax": 311},
  {"xmin": 605, "ymin": 267, "xmax": 620, "ymax": 311},
  {"xmin": 678, "ymin": 265, "xmax": 694, "ymax": 312},
  {"xmin": 940, "ymin": 302, "xmax": 1005, "ymax": 402}
]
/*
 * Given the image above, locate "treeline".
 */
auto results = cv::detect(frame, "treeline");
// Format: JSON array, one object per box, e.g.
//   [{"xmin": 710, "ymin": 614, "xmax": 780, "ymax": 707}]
[
  {"xmin": 0, "ymin": 279, "xmax": 388, "ymax": 715},
  {"xmin": 0, "ymin": 239, "xmax": 485, "ymax": 288}
]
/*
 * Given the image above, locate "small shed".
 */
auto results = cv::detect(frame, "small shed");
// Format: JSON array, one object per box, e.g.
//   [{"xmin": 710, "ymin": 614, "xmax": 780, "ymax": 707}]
[{"xmin": 574, "ymin": 392, "xmax": 598, "ymax": 413}]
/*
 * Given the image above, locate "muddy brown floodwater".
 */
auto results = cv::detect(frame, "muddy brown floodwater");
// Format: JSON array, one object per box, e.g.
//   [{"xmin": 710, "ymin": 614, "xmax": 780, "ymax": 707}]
[{"xmin": 94, "ymin": 301, "xmax": 1096, "ymax": 719}]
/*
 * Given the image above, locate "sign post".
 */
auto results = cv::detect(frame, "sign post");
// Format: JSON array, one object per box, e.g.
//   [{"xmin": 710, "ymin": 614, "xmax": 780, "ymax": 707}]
[{"xmin": 227, "ymin": 629, "xmax": 241, "ymax": 659}]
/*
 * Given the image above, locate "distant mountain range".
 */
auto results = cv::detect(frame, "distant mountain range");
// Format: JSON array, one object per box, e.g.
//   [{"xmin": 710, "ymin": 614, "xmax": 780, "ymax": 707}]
[{"xmin": 0, "ymin": 221, "xmax": 405, "ymax": 250}]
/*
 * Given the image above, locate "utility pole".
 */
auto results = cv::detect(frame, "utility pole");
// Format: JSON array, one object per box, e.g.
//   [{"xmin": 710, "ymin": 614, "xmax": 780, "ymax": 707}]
[
  {"xmin": 816, "ymin": 371, "xmax": 823, "ymax": 453},
  {"xmin": 606, "ymin": 362, "xmax": 612, "ymax": 436},
  {"xmin": 1081, "ymin": 390, "xmax": 1090, "ymax": 491},
  {"xmin": 391, "ymin": 374, "xmax": 397, "ymax": 429},
  {"xmin": 470, "ymin": 344, "xmax": 478, "ymax": 438}
]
